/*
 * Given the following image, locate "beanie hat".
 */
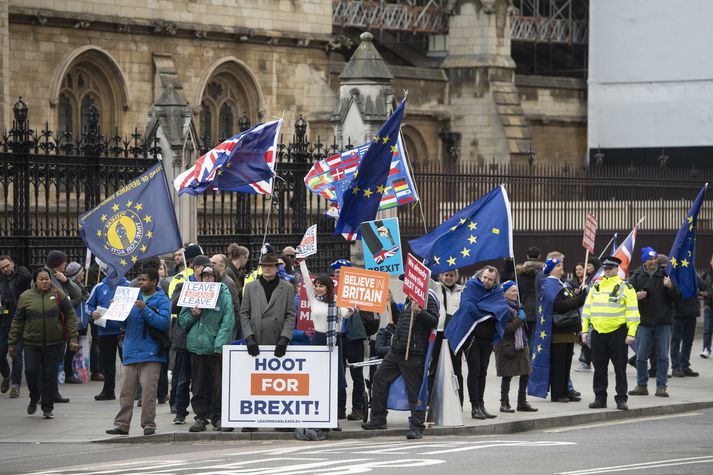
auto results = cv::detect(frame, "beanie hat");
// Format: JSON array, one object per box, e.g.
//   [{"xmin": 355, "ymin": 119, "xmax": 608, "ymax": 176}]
[
  {"xmin": 501, "ymin": 280, "xmax": 517, "ymax": 293},
  {"xmin": 543, "ymin": 257, "xmax": 561, "ymax": 275},
  {"xmin": 191, "ymin": 255, "xmax": 211, "ymax": 268},
  {"xmin": 46, "ymin": 250, "xmax": 67, "ymax": 269},
  {"xmin": 642, "ymin": 246, "xmax": 657, "ymax": 262},
  {"xmin": 65, "ymin": 262, "xmax": 82, "ymax": 278},
  {"xmin": 330, "ymin": 259, "xmax": 351, "ymax": 271},
  {"xmin": 183, "ymin": 244, "xmax": 204, "ymax": 263}
]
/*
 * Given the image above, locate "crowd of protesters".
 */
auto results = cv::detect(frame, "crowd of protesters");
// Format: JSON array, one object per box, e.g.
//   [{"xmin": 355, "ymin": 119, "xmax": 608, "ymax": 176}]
[{"xmin": 0, "ymin": 241, "xmax": 711, "ymax": 439}]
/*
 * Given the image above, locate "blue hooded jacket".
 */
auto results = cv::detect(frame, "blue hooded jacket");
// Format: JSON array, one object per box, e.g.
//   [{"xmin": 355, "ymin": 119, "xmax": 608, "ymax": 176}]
[
  {"xmin": 86, "ymin": 277, "xmax": 131, "ymax": 336},
  {"xmin": 121, "ymin": 287, "xmax": 171, "ymax": 365}
]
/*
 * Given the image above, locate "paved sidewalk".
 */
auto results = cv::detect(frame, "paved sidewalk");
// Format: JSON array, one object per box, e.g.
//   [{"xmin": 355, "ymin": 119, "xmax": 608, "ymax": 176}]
[{"xmin": 1, "ymin": 339, "xmax": 712, "ymax": 444}]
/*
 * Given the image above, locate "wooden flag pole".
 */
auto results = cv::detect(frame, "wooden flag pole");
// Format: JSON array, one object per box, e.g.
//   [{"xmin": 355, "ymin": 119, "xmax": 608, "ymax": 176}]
[
  {"xmin": 581, "ymin": 249, "xmax": 590, "ymax": 290},
  {"xmin": 405, "ymin": 304, "xmax": 415, "ymax": 361}
]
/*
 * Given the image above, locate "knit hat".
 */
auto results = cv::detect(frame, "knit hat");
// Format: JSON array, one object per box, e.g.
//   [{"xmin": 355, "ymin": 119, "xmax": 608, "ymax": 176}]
[
  {"xmin": 183, "ymin": 244, "xmax": 204, "ymax": 263},
  {"xmin": 46, "ymin": 250, "xmax": 67, "ymax": 269},
  {"xmin": 543, "ymin": 257, "xmax": 561, "ymax": 275},
  {"xmin": 501, "ymin": 280, "xmax": 517, "ymax": 293},
  {"xmin": 642, "ymin": 246, "xmax": 657, "ymax": 262},
  {"xmin": 65, "ymin": 262, "xmax": 82, "ymax": 278},
  {"xmin": 191, "ymin": 255, "xmax": 211, "ymax": 268}
]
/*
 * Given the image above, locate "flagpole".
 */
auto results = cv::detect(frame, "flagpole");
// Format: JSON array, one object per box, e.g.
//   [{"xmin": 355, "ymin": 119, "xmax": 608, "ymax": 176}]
[
  {"xmin": 596, "ymin": 235, "xmax": 616, "ymax": 260},
  {"xmin": 398, "ymin": 131, "xmax": 428, "ymax": 234},
  {"xmin": 258, "ymin": 112, "xmax": 285, "ymax": 264}
]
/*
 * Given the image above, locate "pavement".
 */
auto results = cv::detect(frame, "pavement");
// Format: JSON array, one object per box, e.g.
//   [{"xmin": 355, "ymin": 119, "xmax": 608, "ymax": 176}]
[{"xmin": 1, "ymin": 336, "xmax": 712, "ymax": 444}]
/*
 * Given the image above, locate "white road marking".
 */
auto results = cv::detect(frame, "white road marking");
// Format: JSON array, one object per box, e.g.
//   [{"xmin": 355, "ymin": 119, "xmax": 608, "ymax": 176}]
[
  {"xmin": 557, "ymin": 455, "xmax": 713, "ymax": 474},
  {"xmin": 544, "ymin": 412, "xmax": 702, "ymax": 433},
  {"xmin": 423, "ymin": 440, "xmax": 576, "ymax": 455}
]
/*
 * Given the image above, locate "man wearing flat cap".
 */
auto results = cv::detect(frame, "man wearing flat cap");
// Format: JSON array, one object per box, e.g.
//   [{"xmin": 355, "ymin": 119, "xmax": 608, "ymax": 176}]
[{"xmin": 582, "ymin": 256, "xmax": 640, "ymax": 410}]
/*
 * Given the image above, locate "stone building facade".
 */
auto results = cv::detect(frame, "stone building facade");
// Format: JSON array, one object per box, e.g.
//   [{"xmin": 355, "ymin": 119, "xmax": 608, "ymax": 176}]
[{"xmin": 0, "ymin": 0, "xmax": 587, "ymax": 169}]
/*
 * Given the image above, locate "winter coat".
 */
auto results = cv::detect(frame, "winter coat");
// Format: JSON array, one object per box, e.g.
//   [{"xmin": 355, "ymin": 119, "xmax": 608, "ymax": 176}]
[
  {"xmin": 240, "ymin": 278, "xmax": 296, "ymax": 345},
  {"xmin": 517, "ymin": 260, "xmax": 540, "ymax": 323},
  {"xmin": 390, "ymin": 295, "xmax": 438, "ymax": 357},
  {"xmin": 9, "ymin": 287, "xmax": 78, "ymax": 348},
  {"xmin": 120, "ymin": 288, "xmax": 171, "ymax": 365},
  {"xmin": 374, "ymin": 323, "xmax": 396, "ymax": 358},
  {"xmin": 629, "ymin": 264, "xmax": 680, "ymax": 325},
  {"xmin": 494, "ymin": 306, "xmax": 531, "ymax": 377},
  {"xmin": 170, "ymin": 281, "xmax": 189, "ymax": 351},
  {"xmin": 0, "ymin": 265, "xmax": 32, "ymax": 329},
  {"xmin": 552, "ymin": 284, "xmax": 587, "ymax": 344},
  {"xmin": 702, "ymin": 267, "xmax": 713, "ymax": 309},
  {"xmin": 86, "ymin": 277, "xmax": 132, "ymax": 336},
  {"xmin": 178, "ymin": 283, "xmax": 235, "ymax": 355},
  {"xmin": 673, "ymin": 275, "xmax": 705, "ymax": 319},
  {"xmin": 432, "ymin": 280, "xmax": 464, "ymax": 331}
]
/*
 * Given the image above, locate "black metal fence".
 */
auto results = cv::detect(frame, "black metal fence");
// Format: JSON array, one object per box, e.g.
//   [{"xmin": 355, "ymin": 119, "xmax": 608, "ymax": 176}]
[{"xmin": 2, "ymin": 96, "xmax": 713, "ymax": 276}]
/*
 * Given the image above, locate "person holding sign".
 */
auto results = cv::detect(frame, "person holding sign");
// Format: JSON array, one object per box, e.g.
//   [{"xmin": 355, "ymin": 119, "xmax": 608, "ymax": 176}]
[
  {"xmin": 106, "ymin": 268, "xmax": 170, "ymax": 436},
  {"xmin": 179, "ymin": 265, "xmax": 235, "ymax": 432},
  {"xmin": 362, "ymin": 292, "xmax": 438, "ymax": 440}
]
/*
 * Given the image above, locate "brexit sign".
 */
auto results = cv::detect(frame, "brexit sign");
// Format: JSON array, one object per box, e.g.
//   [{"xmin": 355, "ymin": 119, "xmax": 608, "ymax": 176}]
[{"xmin": 221, "ymin": 346, "xmax": 338, "ymax": 428}]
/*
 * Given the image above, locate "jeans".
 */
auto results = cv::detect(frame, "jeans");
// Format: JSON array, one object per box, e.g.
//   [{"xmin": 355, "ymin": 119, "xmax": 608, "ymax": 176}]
[
  {"xmin": 312, "ymin": 332, "xmax": 347, "ymax": 406},
  {"xmin": 635, "ymin": 324, "xmax": 671, "ymax": 388},
  {"xmin": 24, "ymin": 343, "xmax": 62, "ymax": 412},
  {"xmin": 170, "ymin": 350, "xmax": 191, "ymax": 417},
  {"xmin": 0, "ymin": 326, "xmax": 10, "ymax": 379},
  {"xmin": 671, "ymin": 317, "xmax": 696, "ymax": 370},
  {"xmin": 703, "ymin": 308, "xmax": 713, "ymax": 351},
  {"xmin": 10, "ymin": 339, "xmax": 24, "ymax": 387},
  {"xmin": 190, "ymin": 354, "xmax": 222, "ymax": 425}
]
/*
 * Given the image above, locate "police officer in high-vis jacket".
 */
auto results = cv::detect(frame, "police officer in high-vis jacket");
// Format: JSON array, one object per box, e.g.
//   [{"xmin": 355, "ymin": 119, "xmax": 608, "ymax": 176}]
[{"xmin": 582, "ymin": 256, "xmax": 640, "ymax": 411}]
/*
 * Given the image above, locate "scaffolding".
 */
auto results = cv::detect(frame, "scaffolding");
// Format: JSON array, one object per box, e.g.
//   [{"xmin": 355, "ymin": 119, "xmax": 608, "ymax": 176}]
[
  {"xmin": 332, "ymin": 0, "xmax": 448, "ymax": 34},
  {"xmin": 510, "ymin": 0, "xmax": 588, "ymax": 44}
]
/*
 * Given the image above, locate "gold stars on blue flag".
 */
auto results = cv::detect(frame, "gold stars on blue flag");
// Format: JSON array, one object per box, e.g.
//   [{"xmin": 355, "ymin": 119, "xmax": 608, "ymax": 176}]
[{"xmin": 409, "ymin": 185, "xmax": 513, "ymax": 274}]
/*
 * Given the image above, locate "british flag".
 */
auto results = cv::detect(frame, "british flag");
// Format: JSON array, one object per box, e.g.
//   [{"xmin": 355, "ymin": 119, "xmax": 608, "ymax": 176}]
[
  {"xmin": 304, "ymin": 135, "xmax": 418, "ymax": 212},
  {"xmin": 589, "ymin": 223, "xmax": 639, "ymax": 282},
  {"xmin": 174, "ymin": 119, "xmax": 282, "ymax": 196}
]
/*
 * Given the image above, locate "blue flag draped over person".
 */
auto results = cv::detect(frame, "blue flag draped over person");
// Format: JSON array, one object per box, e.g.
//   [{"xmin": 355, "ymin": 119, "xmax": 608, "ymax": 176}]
[
  {"xmin": 527, "ymin": 276, "xmax": 560, "ymax": 398},
  {"xmin": 408, "ymin": 185, "xmax": 513, "ymax": 275},
  {"xmin": 667, "ymin": 183, "xmax": 708, "ymax": 299},
  {"xmin": 334, "ymin": 98, "xmax": 407, "ymax": 240},
  {"xmin": 79, "ymin": 163, "xmax": 183, "ymax": 281},
  {"xmin": 444, "ymin": 275, "xmax": 510, "ymax": 354},
  {"xmin": 173, "ymin": 119, "xmax": 282, "ymax": 195}
]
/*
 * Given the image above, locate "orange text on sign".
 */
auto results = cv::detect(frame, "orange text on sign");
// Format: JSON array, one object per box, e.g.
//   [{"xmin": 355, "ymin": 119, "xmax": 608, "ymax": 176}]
[{"xmin": 251, "ymin": 373, "xmax": 310, "ymax": 396}]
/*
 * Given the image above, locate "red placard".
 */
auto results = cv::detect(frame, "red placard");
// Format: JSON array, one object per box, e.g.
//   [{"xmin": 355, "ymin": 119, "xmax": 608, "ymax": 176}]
[
  {"xmin": 403, "ymin": 253, "xmax": 431, "ymax": 308},
  {"xmin": 582, "ymin": 212, "xmax": 598, "ymax": 254}
]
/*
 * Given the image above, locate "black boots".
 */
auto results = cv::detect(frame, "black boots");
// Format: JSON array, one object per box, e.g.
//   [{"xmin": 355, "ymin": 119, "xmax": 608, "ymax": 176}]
[
  {"xmin": 500, "ymin": 400, "xmax": 515, "ymax": 413},
  {"xmin": 479, "ymin": 401, "xmax": 497, "ymax": 419}
]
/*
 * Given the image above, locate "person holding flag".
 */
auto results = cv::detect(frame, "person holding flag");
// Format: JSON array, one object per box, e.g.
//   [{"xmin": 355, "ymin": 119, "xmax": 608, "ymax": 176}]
[
  {"xmin": 361, "ymin": 290, "xmax": 439, "ymax": 439},
  {"xmin": 581, "ymin": 256, "xmax": 640, "ymax": 411}
]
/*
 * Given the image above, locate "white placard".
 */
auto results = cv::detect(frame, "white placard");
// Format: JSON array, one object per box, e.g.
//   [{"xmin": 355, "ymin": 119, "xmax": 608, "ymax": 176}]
[
  {"xmin": 177, "ymin": 281, "xmax": 222, "ymax": 309},
  {"xmin": 221, "ymin": 345, "xmax": 337, "ymax": 428},
  {"xmin": 295, "ymin": 224, "xmax": 318, "ymax": 259},
  {"xmin": 94, "ymin": 306, "xmax": 108, "ymax": 328},
  {"xmin": 102, "ymin": 287, "xmax": 140, "ymax": 322}
]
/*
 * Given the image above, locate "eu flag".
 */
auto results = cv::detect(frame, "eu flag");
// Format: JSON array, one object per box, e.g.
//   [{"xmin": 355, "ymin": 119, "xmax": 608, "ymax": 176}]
[
  {"xmin": 667, "ymin": 183, "xmax": 708, "ymax": 299},
  {"xmin": 408, "ymin": 185, "xmax": 513, "ymax": 275},
  {"xmin": 334, "ymin": 98, "xmax": 407, "ymax": 240},
  {"xmin": 79, "ymin": 163, "xmax": 183, "ymax": 281}
]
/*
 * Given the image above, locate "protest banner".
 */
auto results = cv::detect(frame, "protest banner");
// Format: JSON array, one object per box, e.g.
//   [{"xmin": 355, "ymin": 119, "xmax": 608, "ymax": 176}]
[
  {"xmin": 102, "ymin": 286, "xmax": 140, "ymax": 321},
  {"xmin": 582, "ymin": 212, "xmax": 598, "ymax": 254},
  {"xmin": 403, "ymin": 253, "xmax": 431, "ymax": 308},
  {"xmin": 177, "ymin": 281, "xmax": 222, "ymax": 309},
  {"xmin": 360, "ymin": 217, "xmax": 403, "ymax": 276},
  {"xmin": 221, "ymin": 345, "xmax": 338, "ymax": 428},
  {"xmin": 296, "ymin": 224, "xmax": 318, "ymax": 258},
  {"xmin": 297, "ymin": 275, "xmax": 340, "ymax": 332},
  {"xmin": 336, "ymin": 267, "xmax": 389, "ymax": 313}
]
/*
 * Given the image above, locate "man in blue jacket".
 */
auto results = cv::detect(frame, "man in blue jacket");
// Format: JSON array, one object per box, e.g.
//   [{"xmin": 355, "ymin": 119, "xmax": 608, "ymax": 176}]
[
  {"xmin": 105, "ymin": 268, "xmax": 171, "ymax": 436},
  {"xmin": 87, "ymin": 264, "xmax": 131, "ymax": 401}
]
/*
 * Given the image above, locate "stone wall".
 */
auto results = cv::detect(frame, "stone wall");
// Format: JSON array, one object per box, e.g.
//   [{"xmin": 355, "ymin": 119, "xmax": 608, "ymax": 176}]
[
  {"xmin": 12, "ymin": 0, "xmax": 332, "ymax": 35},
  {"xmin": 8, "ymin": 21, "xmax": 337, "ymax": 140},
  {"xmin": 516, "ymin": 75, "xmax": 587, "ymax": 166}
]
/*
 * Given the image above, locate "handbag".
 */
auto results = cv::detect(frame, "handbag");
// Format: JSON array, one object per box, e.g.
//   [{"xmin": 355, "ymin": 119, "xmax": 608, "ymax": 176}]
[{"xmin": 552, "ymin": 308, "xmax": 580, "ymax": 328}]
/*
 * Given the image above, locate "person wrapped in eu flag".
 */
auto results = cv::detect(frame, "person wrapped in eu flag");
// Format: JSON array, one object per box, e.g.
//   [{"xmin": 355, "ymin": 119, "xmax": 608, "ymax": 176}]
[
  {"xmin": 528, "ymin": 257, "xmax": 586, "ymax": 401},
  {"xmin": 444, "ymin": 266, "xmax": 510, "ymax": 420}
]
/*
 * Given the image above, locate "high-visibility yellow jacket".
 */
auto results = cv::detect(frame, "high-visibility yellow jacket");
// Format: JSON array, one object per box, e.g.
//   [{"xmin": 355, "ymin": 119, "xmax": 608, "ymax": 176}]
[
  {"xmin": 582, "ymin": 275, "xmax": 640, "ymax": 337},
  {"xmin": 168, "ymin": 268, "xmax": 194, "ymax": 318}
]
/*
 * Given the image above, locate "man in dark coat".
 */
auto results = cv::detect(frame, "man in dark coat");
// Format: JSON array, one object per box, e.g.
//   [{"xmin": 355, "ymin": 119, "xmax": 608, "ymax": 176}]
[
  {"xmin": 0, "ymin": 255, "xmax": 32, "ymax": 396},
  {"xmin": 362, "ymin": 291, "xmax": 439, "ymax": 439}
]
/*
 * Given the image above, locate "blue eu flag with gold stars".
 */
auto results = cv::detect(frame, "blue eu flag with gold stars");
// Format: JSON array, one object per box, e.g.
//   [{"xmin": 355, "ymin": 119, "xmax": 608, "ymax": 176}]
[
  {"xmin": 334, "ymin": 98, "xmax": 407, "ymax": 240},
  {"xmin": 667, "ymin": 183, "xmax": 708, "ymax": 299},
  {"xmin": 409, "ymin": 185, "xmax": 513, "ymax": 275},
  {"xmin": 79, "ymin": 163, "xmax": 183, "ymax": 281}
]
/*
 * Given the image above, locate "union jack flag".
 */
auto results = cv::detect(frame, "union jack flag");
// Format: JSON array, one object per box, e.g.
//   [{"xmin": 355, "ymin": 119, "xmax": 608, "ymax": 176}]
[
  {"xmin": 589, "ymin": 223, "xmax": 640, "ymax": 282},
  {"xmin": 174, "ymin": 119, "xmax": 282, "ymax": 196}
]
